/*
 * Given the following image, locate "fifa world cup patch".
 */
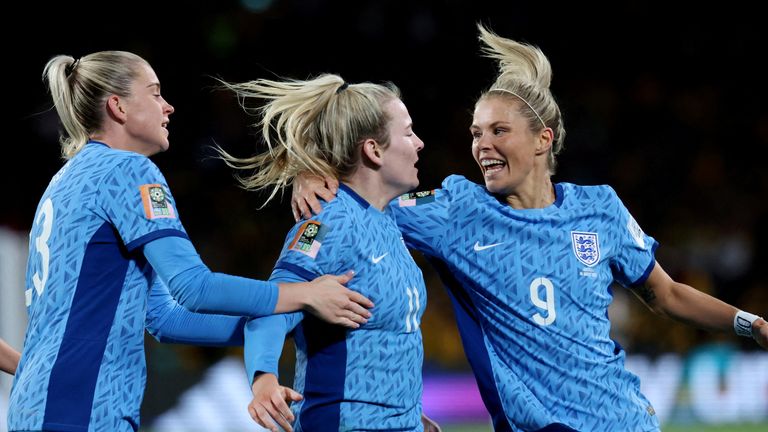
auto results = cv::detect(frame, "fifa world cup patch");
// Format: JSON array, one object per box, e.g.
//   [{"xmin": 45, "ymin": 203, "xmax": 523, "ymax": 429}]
[
  {"xmin": 398, "ymin": 189, "xmax": 436, "ymax": 207},
  {"xmin": 289, "ymin": 220, "xmax": 329, "ymax": 259},
  {"xmin": 139, "ymin": 184, "xmax": 176, "ymax": 219}
]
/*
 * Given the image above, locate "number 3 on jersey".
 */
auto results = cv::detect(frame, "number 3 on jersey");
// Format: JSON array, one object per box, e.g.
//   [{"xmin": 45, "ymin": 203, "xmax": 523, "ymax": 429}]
[
  {"xmin": 27, "ymin": 198, "xmax": 54, "ymax": 306},
  {"xmin": 530, "ymin": 277, "xmax": 557, "ymax": 326}
]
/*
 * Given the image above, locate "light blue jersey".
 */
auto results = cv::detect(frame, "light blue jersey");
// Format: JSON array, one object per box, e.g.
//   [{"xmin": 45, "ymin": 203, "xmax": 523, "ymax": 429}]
[
  {"xmin": 244, "ymin": 184, "xmax": 427, "ymax": 431},
  {"xmin": 10, "ymin": 141, "xmax": 190, "ymax": 432},
  {"xmin": 391, "ymin": 175, "xmax": 660, "ymax": 432}
]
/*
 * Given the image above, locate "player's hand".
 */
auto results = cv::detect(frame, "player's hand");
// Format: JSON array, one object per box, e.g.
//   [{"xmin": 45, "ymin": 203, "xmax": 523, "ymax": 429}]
[
  {"xmin": 248, "ymin": 373, "xmax": 303, "ymax": 432},
  {"xmin": 291, "ymin": 172, "xmax": 338, "ymax": 222},
  {"xmin": 421, "ymin": 412, "xmax": 442, "ymax": 432},
  {"xmin": 303, "ymin": 271, "xmax": 373, "ymax": 328},
  {"xmin": 753, "ymin": 317, "xmax": 768, "ymax": 350}
]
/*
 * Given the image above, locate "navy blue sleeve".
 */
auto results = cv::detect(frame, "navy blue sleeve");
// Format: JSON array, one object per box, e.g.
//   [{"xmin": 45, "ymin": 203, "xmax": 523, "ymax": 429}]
[{"xmin": 143, "ymin": 236, "xmax": 279, "ymax": 317}]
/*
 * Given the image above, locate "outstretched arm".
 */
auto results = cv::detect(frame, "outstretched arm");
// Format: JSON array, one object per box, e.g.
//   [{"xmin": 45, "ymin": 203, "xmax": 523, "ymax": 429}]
[
  {"xmin": 145, "ymin": 278, "xmax": 246, "ymax": 346},
  {"xmin": 143, "ymin": 236, "xmax": 372, "ymax": 328},
  {"xmin": 0, "ymin": 338, "xmax": 21, "ymax": 375},
  {"xmin": 632, "ymin": 261, "xmax": 767, "ymax": 349}
]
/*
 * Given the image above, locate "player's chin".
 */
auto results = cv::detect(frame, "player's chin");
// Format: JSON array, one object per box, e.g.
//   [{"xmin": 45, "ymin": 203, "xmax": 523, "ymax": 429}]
[
  {"xmin": 158, "ymin": 138, "xmax": 170, "ymax": 152},
  {"xmin": 484, "ymin": 179, "xmax": 507, "ymax": 195},
  {"xmin": 409, "ymin": 176, "xmax": 420, "ymax": 191}
]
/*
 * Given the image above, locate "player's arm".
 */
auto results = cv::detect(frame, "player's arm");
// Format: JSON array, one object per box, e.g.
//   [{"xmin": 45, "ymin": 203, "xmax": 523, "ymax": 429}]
[
  {"xmin": 632, "ymin": 261, "xmax": 767, "ymax": 349},
  {"xmin": 145, "ymin": 277, "xmax": 246, "ymax": 346},
  {"xmin": 244, "ymin": 267, "xmax": 311, "ymax": 431},
  {"xmin": 143, "ymin": 236, "xmax": 371, "ymax": 327},
  {"xmin": 0, "ymin": 338, "xmax": 20, "ymax": 375}
]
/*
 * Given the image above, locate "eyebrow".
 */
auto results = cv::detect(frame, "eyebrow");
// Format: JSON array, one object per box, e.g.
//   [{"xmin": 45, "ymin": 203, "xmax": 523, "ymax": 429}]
[
  {"xmin": 470, "ymin": 121, "xmax": 509, "ymax": 130},
  {"xmin": 147, "ymin": 82, "xmax": 161, "ymax": 91}
]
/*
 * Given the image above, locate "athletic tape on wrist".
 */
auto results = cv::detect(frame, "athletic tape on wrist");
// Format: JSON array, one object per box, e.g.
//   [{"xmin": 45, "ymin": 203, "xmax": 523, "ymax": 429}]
[{"xmin": 734, "ymin": 310, "xmax": 761, "ymax": 338}]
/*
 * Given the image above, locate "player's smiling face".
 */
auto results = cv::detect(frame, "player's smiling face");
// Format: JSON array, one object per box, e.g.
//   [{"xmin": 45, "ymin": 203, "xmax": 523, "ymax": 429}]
[{"xmin": 470, "ymin": 96, "xmax": 541, "ymax": 195}]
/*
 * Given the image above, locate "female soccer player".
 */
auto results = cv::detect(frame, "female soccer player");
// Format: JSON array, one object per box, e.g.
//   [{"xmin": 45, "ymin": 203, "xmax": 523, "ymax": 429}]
[
  {"xmin": 292, "ymin": 25, "xmax": 768, "ymax": 432},
  {"xmin": 8, "ymin": 51, "xmax": 372, "ymax": 432},
  {"xmin": 217, "ymin": 74, "xmax": 440, "ymax": 431}
]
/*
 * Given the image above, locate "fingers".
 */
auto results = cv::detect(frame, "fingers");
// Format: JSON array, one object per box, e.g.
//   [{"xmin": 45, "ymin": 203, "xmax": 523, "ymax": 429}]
[
  {"xmin": 346, "ymin": 289, "xmax": 374, "ymax": 309},
  {"xmin": 291, "ymin": 201, "xmax": 300, "ymax": 223},
  {"xmin": 341, "ymin": 307, "xmax": 369, "ymax": 326},
  {"xmin": 248, "ymin": 403, "xmax": 280, "ymax": 432},
  {"xmin": 283, "ymin": 386, "xmax": 304, "ymax": 402},
  {"xmin": 249, "ymin": 398, "xmax": 294, "ymax": 432},
  {"xmin": 270, "ymin": 391, "xmax": 295, "ymax": 428},
  {"xmin": 345, "ymin": 299, "xmax": 373, "ymax": 320},
  {"xmin": 331, "ymin": 270, "xmax": 355, "ymax": 285},
  {"xmin": 316, "ymin": 178, "xmax": 337, "ymax": 202},
  {"xmin": 323, "ymin": 176, "xmax": 339, "ymax": 194},
  {"xmin": 334, "ymin": 317, "xmax": 361, "ymax": 329},
  {"xmin": 306, "ymin": 194, "xmax": 324, "ymax": 216},
  {"xmin": 294, "ymin": 198, "xmax": 313, "ymax": 221}
]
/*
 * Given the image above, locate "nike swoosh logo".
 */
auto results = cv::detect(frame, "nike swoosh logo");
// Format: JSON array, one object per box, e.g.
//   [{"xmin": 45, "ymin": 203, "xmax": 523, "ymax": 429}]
[
  {"xmin": 372, "ymin": 253, "xmax": 388, "ymax": 264},
  {"xmin": 473, "ymin": 241, "xmax": 504, "ymax": 251}
]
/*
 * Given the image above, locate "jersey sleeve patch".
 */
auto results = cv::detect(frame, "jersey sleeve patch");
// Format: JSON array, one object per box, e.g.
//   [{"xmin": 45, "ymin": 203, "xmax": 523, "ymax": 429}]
[
  {"xmin": 288, "ymin": 220, "xmax": 329, "ymax": 259},
  {"xmin": 139, "ymin": 184, "xmax": 176, "ymax": 220},
  {"xmin": 398, "ymin": 189, "xmax": 435, "ymax": 207},
  {"xmin": 626, "ymin": 215, "xmax": 646, "ymax": 249}
]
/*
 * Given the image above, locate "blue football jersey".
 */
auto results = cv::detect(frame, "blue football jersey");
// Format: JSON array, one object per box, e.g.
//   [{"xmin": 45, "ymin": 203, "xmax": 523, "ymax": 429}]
[
  {"xmin": 245, "ymin": 184, "xmax": 427, "ymax": 431},
  {"xmin": 391, "ymin": 175, "xmax": 660, "ymax": 432},
  {"xmin": 9, "ymin": 141, "xmax": 188, "ymax": 432}
]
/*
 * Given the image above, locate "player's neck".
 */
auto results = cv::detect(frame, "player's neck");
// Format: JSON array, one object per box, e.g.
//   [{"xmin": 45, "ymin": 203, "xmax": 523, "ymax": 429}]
[
  {"xmin": 342, "ymin": 174, "xmax": 398, "ymax": 211},
  {"xmin": 504, "ymin": 177, "xmax": 555, "ymax": 209}
]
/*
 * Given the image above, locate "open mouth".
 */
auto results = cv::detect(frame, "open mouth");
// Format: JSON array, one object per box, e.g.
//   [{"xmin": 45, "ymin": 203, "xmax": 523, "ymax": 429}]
[{"xmin": 481, "ymin": 158, "xmax": 506, "ymax": 175}]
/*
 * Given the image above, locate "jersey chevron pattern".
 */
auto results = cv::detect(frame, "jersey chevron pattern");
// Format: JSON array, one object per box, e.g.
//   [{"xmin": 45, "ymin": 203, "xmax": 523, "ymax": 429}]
[
  {"xmin": 391, "ymin": 175, "xmax": 661, "ymax": 432},
  {"xmin": 9, "ymin": 141, "xmax": 188, "ymax": 432},
  {"xmin": 272, "ymin": 184, "xmax": 427, "ymax": 431}
]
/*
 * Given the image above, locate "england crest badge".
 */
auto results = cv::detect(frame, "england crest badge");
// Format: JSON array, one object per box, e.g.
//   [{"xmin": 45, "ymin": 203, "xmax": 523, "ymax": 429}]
[{"xmin": 571, "ymin": 231, "xmax": 600, "ymax": 267}]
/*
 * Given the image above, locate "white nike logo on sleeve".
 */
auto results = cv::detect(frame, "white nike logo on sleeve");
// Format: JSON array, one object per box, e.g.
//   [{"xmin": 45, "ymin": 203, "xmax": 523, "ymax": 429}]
[{"xmin": 473, "ymin": 241, "xmax": 504, "ymax": 251}]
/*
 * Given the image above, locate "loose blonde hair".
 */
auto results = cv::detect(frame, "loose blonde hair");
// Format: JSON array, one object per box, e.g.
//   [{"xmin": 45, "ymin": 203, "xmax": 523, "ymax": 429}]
[
  {"xmin": 477, "ymin": 24, "xmax": 566, "ymax": 174},
  {"xmin": 43, "ymin": 51, "xmax": 148, "ymax": 159},
  {"xmin": 218, "ymin": 74, "xmax": 400, "ymax": 205}
]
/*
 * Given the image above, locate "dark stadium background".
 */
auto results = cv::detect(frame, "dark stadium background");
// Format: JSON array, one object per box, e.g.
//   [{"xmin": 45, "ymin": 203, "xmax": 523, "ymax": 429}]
[{"xmin": 3, "ymin": 1, "xmax": 767, "ymax": 429}]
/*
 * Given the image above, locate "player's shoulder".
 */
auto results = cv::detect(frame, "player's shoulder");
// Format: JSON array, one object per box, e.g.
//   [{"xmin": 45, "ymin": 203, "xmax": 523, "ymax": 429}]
[
  {"xmin": 288, "ymin": 195, "xmax": 354, "ymax": 241},
  {"xmin": 442, "ymin": 174, "xmax": 484, "ymax": 192},
  {"xmin": 80, "ymin": 145, "xmax": 161, "ymax": 184},
  {"xmin": 559, "ymin": 182, "xmax": 618, "ymax": 205}
]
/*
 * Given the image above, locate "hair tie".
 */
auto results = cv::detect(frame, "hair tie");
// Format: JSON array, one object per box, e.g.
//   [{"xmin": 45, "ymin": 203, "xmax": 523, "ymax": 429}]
[
  {"xmin": 336, "ymin": 82, "xmax": 349, "ymax": 94},
  {"xmin": 65, "ymin": 58, "xmax": 81, "ymax": 77}
]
